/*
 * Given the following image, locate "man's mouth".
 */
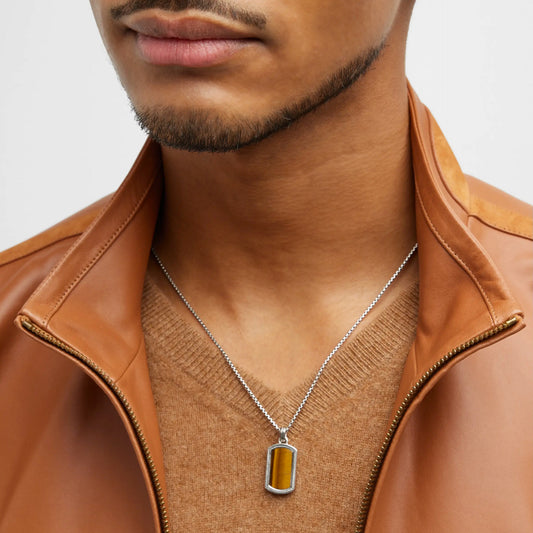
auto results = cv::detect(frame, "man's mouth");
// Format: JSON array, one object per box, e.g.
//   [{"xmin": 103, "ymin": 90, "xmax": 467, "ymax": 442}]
[{"xmin": 121, "ymin": 12, "xmax": 261, "ymax": 67}]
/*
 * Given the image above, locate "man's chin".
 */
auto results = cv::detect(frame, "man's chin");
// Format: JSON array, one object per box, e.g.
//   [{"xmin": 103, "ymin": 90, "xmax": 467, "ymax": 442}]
[
  {"xmin": 129, "ymin": 40, "xmax": 386, "ymax": 152},
  {"xmin": 132, "ymin": 105, "xmax": 279, "ymax": 153}
]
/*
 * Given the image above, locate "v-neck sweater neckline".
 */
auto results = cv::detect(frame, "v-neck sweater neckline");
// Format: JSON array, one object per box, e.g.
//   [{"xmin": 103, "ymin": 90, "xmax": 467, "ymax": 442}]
[{"xmin": 142, "ymin": 275, "xmax": 419, "ymax": 532}]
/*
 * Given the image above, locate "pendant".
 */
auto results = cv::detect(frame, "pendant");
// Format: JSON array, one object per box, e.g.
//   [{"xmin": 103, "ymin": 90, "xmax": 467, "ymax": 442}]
[{"xmin": 265, "ymin": 429, "xmax": 297, "ymax": 494}]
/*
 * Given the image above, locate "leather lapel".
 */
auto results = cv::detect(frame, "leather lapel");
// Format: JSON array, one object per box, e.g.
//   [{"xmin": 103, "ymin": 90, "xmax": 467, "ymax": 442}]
[
  {"xmin": 17, "ymin": 139, "xmax": 167, "ymax": 528},
  {"xmin": 392, "ymin": 87, "xmax": 524, "ymax": 415}
]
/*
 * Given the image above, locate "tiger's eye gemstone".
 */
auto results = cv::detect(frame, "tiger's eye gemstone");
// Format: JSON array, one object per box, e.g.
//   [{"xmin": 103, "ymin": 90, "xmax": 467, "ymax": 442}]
[
  {"xmin": 265, "ymin": 443, "xmax": 297, "ymax": 494},
  {"xmin": 270, "ymin": 447, "xmax": 292, "ymax": 489}
]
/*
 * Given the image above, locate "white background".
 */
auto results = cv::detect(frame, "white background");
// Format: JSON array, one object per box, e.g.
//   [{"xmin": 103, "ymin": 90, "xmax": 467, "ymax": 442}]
[{"xmin": 1, "ymin": 1, "xmax": 532, "ymax": 251}]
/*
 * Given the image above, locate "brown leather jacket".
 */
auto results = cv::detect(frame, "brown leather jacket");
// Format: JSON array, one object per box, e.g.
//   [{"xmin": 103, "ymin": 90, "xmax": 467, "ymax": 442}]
[{"xmin": 1, "ymin": 88, "xmax": 532, "ymax": 532}]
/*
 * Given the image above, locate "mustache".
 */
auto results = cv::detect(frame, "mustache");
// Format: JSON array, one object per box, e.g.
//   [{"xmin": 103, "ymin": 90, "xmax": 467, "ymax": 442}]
[{"xmin": 110, "ymin": 0, "xmax": 267, "ymax": 30}]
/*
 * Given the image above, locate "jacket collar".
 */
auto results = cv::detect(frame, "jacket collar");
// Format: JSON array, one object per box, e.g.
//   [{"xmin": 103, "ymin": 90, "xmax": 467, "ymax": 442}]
[
  {"xmin": 390, "ymin": 88, "xmax": 524, "ymax": 412},
  {"xmin": 17, "ymin": 84, "xmax": 524, "ymax": 522},
  {"xmin": 18, "ymin": 139, "xmax": 169, "ymax": 522}
]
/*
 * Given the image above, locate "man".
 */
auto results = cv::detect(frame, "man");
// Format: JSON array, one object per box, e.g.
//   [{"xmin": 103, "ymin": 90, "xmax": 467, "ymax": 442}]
[{"xmin": 0, "ymin": 1, "xmax": 531, "ymax": 532}]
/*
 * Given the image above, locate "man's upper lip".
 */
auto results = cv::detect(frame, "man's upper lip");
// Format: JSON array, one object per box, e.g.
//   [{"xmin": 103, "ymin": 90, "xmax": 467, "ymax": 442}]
[{"xmin": 122, "ymin": 13, "xmax": 257, "ymax": 40}]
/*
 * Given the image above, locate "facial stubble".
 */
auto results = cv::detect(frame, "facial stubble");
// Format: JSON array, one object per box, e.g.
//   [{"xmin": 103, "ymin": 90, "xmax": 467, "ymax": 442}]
[{"xmin": 131, "ymin": 42, "xmax": 385, "ymax": 152}]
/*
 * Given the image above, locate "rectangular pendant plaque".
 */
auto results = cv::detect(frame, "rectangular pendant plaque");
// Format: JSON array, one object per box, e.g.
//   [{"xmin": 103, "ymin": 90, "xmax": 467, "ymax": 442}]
[{"xmin": 265, "ymin": 443, "xmax": 297, "ymax": 494}]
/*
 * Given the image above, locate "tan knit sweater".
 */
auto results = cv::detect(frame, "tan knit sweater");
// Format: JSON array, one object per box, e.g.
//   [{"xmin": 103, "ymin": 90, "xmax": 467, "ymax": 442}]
[{"xmin": 142, "ymin": 276, "xmax": 418, "ymax": 532}]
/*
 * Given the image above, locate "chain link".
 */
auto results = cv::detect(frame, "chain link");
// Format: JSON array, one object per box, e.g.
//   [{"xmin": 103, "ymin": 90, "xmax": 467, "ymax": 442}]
[{"xmin": 152, "ymin": 243, "xmax": 417, "ymax": 438}]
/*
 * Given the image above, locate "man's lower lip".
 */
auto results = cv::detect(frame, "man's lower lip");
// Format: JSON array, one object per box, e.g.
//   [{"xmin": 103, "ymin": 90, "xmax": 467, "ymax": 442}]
[{"xmin": 136, "ymin": 34, "xmax": 254, "ymax": 67}]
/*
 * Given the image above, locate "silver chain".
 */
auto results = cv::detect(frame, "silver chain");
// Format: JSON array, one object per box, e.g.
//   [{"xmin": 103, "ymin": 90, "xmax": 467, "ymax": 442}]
[{"xmin": 152, "ymin": 243, "xmax": 417, "ymax": 439}]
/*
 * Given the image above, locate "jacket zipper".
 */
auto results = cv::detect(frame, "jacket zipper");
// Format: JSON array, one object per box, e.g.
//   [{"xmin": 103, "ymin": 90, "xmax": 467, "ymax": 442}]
[
  {"xmin": 354, "ymin": 315, "xmax": 519, "ymax": 533},
  {"xmin": 20, "ymin": 317, "xmax": 170, "ymax": 533}
]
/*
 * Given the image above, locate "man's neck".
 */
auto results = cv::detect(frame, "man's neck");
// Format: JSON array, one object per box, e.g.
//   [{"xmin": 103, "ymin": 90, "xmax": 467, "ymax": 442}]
[
  {"xmin": 157, "ymin": 70, "xmax": 414, "ymax": 287},
  {"xmin": 151, "ymin": 41, "xmax": 417, "ymax": 391}
]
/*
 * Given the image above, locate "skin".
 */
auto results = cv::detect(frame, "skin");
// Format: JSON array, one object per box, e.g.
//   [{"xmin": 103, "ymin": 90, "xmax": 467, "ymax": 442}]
[{"xmin": 90, "ymin": 0, "xmax": 418, "ymax": 392}]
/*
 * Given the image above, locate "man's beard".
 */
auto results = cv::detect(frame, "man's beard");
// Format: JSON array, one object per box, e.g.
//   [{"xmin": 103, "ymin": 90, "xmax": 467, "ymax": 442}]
[{"xmin": 132, "ymin": 42, "xmax": 385, "ymax": 153}]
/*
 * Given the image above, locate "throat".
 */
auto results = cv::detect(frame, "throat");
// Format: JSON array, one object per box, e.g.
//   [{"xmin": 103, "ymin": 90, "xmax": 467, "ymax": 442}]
[
  {"xmin": 147, "ymin": 248, "xmax": 418, "ymax": 394},
  {"xmin": 156, "ymin": 77, "xmax": 416, "ymax": 291}
]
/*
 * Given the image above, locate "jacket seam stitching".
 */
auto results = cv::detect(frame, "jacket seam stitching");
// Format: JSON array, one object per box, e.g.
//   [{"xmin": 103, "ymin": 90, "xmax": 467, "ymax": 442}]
[
  {"xmin": 413, "ymin": 106, "xmax": 498, "ymax": 324},
  {"xmin": 427, "ymin": 116, "xmax": 533, "ymax": 242},
  {"xmin": 43, "ymin": 170, "xmax": 159, "ymax": 325},
  {"xmin": 427, "ymin": 117, "xmax": 471, "ymax": 217},
  {"xmin": 25, "ymin": 197, "xmax": 114, "ymax": 324},
  {"xmin": 467, "ymin": 213, "xmax": 533, "ymax": 240},
  {"xmin": 415, "ymin": 183, "xmax": 498, "ymax": 325}
]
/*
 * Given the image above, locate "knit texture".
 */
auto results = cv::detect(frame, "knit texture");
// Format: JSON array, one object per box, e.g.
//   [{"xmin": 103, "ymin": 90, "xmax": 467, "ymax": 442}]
[{"xmin": 142, "ymin": 276, "xmax": 418, "ymax": 532}]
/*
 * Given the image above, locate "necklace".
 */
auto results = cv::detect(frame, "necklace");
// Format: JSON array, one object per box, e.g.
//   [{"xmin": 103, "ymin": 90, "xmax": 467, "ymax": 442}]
[{"xmin": 152, "ymin": 243, "xmax": 417, "ymax": 495}]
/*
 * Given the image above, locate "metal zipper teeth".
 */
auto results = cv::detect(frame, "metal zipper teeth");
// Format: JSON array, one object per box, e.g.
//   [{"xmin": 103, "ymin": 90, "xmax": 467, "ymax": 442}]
[
  {"xmin": 20, "ymin": 317, "xmax": 170, "ymax": 533},
  {"xmin": 354, "ymin": 315, "xmax": 519, "ymax": 533}
]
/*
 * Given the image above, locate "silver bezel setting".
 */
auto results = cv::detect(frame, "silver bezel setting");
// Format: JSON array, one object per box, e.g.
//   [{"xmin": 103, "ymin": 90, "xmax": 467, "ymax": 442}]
[{"xmin": 265, "ymin": 443, "xmax": 297, "ymax": 494}]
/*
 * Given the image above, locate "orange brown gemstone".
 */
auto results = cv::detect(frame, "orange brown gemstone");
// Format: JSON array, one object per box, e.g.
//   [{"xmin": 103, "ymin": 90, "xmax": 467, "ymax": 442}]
[{"xmin": 269, "ymin": 447, "xmax": 293, "ymax": 490}]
